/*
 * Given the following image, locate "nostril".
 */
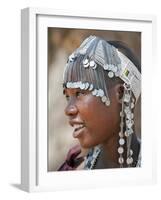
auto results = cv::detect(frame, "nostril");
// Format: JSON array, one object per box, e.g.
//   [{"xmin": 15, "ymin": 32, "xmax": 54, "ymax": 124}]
[{"xmin": 65, "ymin": 104, "xmax": 78, "ymax": 116}]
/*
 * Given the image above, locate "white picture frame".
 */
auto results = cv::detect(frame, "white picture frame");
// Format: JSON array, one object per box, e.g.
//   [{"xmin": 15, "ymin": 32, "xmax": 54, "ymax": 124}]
[{"xmin": 21, "ymin": 7, "xmax": 156, "ymax": 192}]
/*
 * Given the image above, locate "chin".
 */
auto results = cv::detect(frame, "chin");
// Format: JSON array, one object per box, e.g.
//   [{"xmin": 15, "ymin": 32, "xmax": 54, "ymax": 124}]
[{"xmin": 79, "ymin": 139, "xmax": 98, "ymax": 149}]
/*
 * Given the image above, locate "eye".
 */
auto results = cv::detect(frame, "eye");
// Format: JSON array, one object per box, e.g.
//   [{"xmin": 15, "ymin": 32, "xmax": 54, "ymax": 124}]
[
  {"xmin": 76, "ymin": 90, "xmax": 85, "ymax": 97},
  {"xmin": 65, "ymin": 95, "xmax": 70, "ymax": 101}
]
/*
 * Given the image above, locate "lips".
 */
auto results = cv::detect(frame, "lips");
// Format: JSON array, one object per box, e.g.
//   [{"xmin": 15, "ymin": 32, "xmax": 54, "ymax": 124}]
[
  {"xmin": 69, "ymin": 121, "xmax": 86, "ymax": 138},
  {"xmin": 73, "ymin": 124, "xmax": 85, "ymax": 132},
  {"xmin": 73, "ymin": 125, "xmax": 85, "ymax": 138}
]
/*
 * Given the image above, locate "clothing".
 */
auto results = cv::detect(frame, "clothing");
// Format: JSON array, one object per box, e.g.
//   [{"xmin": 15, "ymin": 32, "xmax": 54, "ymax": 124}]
[
  {"xmin": 58, "ymin": 140, "xmax": 141, "ymax": 171},
  {"xmin": 58, "ymin": 144, "xmax": 84, "ymax": 171}
]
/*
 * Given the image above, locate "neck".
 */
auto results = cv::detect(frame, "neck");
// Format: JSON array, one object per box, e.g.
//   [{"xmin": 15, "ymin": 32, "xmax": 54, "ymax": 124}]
[{"xmin": 94, "ymin": 133, "xmax": 140, "ymax": 169}]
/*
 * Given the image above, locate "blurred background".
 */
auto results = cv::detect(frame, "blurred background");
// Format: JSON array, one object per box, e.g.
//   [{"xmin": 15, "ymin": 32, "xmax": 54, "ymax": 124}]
[{"xmin": 48, "ymin": 28, "xmax": 141, "ymax": 171}]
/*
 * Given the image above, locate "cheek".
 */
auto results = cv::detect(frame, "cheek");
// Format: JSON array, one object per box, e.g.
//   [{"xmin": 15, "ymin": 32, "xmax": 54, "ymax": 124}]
[
  {"xmin": 79, "ymin": 97, "xmax": 112, "ymax": 141},
  {"xmin": 78, "ymin": 96, "xmax": 121, "ymax": 146},
  {"xmin": 82, "ymin": 97, "xmax": 111, "ymax": 127}
]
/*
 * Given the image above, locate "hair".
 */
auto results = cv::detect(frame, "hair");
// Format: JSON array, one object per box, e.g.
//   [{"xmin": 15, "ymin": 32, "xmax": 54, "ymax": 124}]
[
  {"xmin": 63, "ymin": 38, "xmax": 141, "ymax": 99},
  {"xmin": 108, "ymin": 41, "xmax": 141, "ymax": 73}
]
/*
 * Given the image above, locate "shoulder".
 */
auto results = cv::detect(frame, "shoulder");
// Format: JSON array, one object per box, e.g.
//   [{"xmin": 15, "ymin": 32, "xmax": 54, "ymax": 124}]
[{"xmin": 57, "ymin": 144, "xmax": 83, "ymax": 171}]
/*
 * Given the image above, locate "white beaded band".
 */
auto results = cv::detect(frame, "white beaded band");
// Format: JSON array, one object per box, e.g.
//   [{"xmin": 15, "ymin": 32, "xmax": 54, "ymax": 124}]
[{"xmin": 66, "ymin": 81, "xmax": 110, "ymax": 106}]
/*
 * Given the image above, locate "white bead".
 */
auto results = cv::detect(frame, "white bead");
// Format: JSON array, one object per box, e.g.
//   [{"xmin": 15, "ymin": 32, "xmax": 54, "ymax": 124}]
[
  {"xmin": 89, "ymin": 60, "xmax": 95, "ymax": 67},
  {"xmin": 92, "ymin": 63, "xmax": 97, "ymax": 69},
  {"xmin": 120, "ymin": 111, "xmax": 124, "ymax": 117},
  {"xmin": 118, "ymin": 157, "xmax": 124, "ymax": 164},
  {"xmin": 115, "ymin": 71, "xmax": 120, "ymax": 77},
  {"xmin": 73, "ymin": 82, "xmax": 77, "ymax": 88},
  {"xmin": 108, "ymin": 64, "xmax": 113, "ymax": 70},
  {"xmin": 92, "ymin": 89, "xmax": 97, "ymax": 96},
  {"xmin": 80, "ymin": 83, "xmax": 85, "ymax": 90},
  {"xmin": 130, "ymin": 149, "xmax": 133, "ymax": 156},
  {"xmin": 98, "ymin": 89, "xmax": 104, "ymax": 97},
  {"xmin": 79, "ymin": 48, "xmax": 86, "ymax": 55},
  {"xmin": 126, "ymin": 157, "xmax": 133, "ymax": 165},
  {"xmin": 85, "ymin": 82, "xmax": 89, "ymax": 90},
  {"xmin": 113, "ymin": 66, "xmax": 118, "ymax": 73},
  {"xmin": 124, "ymin": 94, "xmax": 130, "ymax": 102},
  {"xmin": 89, "ymin": 84, "xmax": 94, "ymax": 91},
  {"xmin": 124, "ymin": 106, "xmax": 130, "ymax": 114},
  {"xmin": 125, "ymin": 128, "xmax": 133, "ymax": 136},
  {"xmin": 103, "ymin": 64, "xmax": 109, "ymax": 70},
  {"xmin": 131, "ymin": 102, "xmax": 135, "ymax": 109},
  {"xmin": 101, "ymin": 96, "xmax": 107, "ymax": 103},
  {"xmin": 132, "ymin": 98, "xmax": 135, "ymax": 103},
  {"xmin": 69, "ymin": 53, "xmax": 75, "ymax": 61},
  {"xmin": 126, "ymin": 120, "xmax": 134, "ymax": 128},
  {"xmin": 124, "ymin": 131, "xmax": 129, "ymax": 137},
  {"xmin": 71, "ymin": 82, "xmax": 75, "ymax": 88},
  {"xmin": 119, "ymin": 138, "xmax": 125, "ymax": 145},
  {"xmin": 83, "ymin": 58, "xmax": 89, "ymax": 65},
  {"xmin": 126, "ymin": 113, "xmax": 131, "ymax": 119},
  {"xmin": 83, "ymin": 62, "xmax": 89, "ymax": 68},
  {"xmin": 96, "ymin": 91, "xmax": 100, "ymax": 97},
  {"xmin": 118, "ymin": 147, "xmax": 124, "ymax": 154},
  {"xmin": 131, "ymin": 113, "xmax": 134, "ymax": 119},
  {"xmin": 83, "ymin": 58, "xmax": 89, "ymax": 68},
  {"xmin": 105, "ymin": 100, "xmax": 110, "ymax": 106},
  {"xmin": 119, "ymin": 131, "xmax": 124, "ymax": 137},
  {"xmin": 77, "ymin": 82, "xmax": 81, "ymax": 88},
  {"xmin": 66, "ymin": 82, "xmax": 71, "ymax": 88},
  {"xmin": 74, "ymin": 83, "xmax": 77, "ymax": 88},
  {"xmin": 108, "ymin": 71, "xmax": 114, "ymax": 78}
]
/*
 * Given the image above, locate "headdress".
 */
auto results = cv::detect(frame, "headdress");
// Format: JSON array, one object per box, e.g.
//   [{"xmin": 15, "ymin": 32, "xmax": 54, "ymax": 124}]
[{"xmin": 63, "ymin": 35, "xmax": 141, "ymax": 168}]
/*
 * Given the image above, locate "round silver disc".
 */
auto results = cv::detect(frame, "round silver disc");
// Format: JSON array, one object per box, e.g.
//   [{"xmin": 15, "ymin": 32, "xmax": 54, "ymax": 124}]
[
  {"xmin": 118, "ymin": 157, "xmax": 124, "ymax": 164},
  {"xmin": 83, "ymin": 62, "xmax": 89, "ymax": 68},
  {"xmin": 126, "ymin": 157, "xmax": 133, "ymax": 165},
  {"xmin": 80, "ymin": 83, "xmax": 85, "ymax": 90},
  {"xmin": 98, "ymin": 89, "xmax": 104, "ymax": 97},
  {"xmin": 83, "ymin": 58, "xmax": 89, "ymax": 65},
  {"xmin": 119, "ymin": 138, "xmax": 125, "ymax": 145},
  {"xmin": 105, "ymin": 100, "xmax": 110, "ymax": 106},
  {"xmin": 103, "ymin": 64, "xmax": 109, "ymax": 70},
  {"xmin": 92, "ymin": 89, "xmax": 97, "ymax": 96},
  {"xmin": 89, "ymin": 60, "xmax": 95, "ymax": 67},
  {"xmin": 89, "ymin": 84, "xmax": 94, "ymax": 91},
  {"xmin": 101, "ymin": 96, "xmax": 107, "ymax": 103},
  {"xmin": 118, "ymin": 147, "xmax": 124, "ymax": 154},
  {"xmin": 119, "ymin": 131, "xmax": 124, "ymax": 137},
  {"xmin": 108, "ymin": 71, "xmax": 114, "ymax": 78}
]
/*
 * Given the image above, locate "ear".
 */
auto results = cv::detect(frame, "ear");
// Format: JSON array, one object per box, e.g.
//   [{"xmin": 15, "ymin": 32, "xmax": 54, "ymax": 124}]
[{"xmin": 114, "ymin": 84, "xmax": 124, "ymax": 103}]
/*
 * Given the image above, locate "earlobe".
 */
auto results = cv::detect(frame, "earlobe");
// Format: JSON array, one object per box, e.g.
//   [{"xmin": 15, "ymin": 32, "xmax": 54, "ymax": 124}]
[{"xmin": 115, "ymin": 84, "xmax": 124, "ymax": 103}]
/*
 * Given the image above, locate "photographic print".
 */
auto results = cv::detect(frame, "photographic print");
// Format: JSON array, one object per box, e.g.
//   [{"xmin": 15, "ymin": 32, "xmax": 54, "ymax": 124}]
[
  {"xmin": 48, "ymin": 28, "xmax": 141, "ymax": 172},
  {"xmin": 21, "ymin": 8, "xmax": 155, "ymax": 192}
]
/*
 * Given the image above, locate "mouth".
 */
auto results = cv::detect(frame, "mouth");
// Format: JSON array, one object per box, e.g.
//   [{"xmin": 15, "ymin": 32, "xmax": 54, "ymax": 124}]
[{"xmin": 72, "ymin": 124, "xmax": 86, "ymax": 138}]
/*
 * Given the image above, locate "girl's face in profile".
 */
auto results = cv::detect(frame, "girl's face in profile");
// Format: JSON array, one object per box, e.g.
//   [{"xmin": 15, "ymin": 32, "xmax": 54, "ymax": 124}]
[{"xmin": 63, "ymin": 86, "xmax": 121, "ymax": 149}]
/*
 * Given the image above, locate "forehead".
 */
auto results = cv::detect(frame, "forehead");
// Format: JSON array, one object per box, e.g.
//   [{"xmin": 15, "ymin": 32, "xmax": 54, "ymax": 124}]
[
  {"xmin": 63, "ymin": 87, "xmax": 90, "ymax": 94},
  {"xmin": 63, "ymin": 87, "xmax": 81, "ymax": 94}
]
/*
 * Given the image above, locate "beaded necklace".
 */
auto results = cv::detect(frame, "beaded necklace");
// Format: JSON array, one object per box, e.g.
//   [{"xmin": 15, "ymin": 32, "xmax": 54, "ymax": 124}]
[{"xmin": 84, "ymin": 146, "xmax": 101, "ymax": 169}]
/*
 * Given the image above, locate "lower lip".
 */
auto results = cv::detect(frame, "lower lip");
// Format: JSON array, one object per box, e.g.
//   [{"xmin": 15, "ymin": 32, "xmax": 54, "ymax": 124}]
[{"xmin": 73, "ymin": 126, "xmax": 86, "ymax": 138}]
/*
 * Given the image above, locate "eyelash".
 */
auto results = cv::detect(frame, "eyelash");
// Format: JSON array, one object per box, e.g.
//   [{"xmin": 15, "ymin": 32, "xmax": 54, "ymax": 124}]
[
  {"xmin": 76, "ymin": 91, "xmax": 85, "ymax": 97},
  {"xmin": 65, "ymin": 91, "xmax": 86, "ymax": 101}
]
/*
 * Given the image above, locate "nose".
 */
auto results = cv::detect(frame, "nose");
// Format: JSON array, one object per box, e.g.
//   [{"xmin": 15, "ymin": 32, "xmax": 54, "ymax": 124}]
[{"xmin": 64, "ymin": 97, "xmax": 78, "ymax": 117}]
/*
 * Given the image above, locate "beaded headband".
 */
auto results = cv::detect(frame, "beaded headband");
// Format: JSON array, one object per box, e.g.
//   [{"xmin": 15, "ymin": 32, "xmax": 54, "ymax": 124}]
[{"xmin": 63, "ymin": 35, "xmax": 141, "ymax": 105}]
